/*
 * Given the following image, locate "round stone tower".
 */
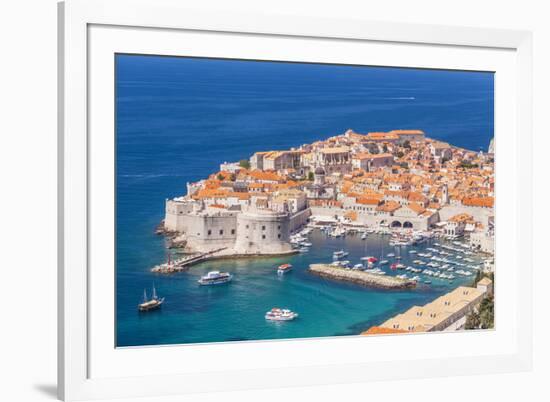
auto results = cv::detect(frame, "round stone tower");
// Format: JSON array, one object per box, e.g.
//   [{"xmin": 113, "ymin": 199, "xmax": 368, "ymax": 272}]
[{"xmin": 233, "ymin": 210, "xmax": 292, "ymax": 255}]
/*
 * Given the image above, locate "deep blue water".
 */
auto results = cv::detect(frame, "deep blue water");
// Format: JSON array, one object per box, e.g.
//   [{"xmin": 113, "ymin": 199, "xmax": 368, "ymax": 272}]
[{"xmin": 115, "ymin": 55, "xmax": 494, "ymax": 347}]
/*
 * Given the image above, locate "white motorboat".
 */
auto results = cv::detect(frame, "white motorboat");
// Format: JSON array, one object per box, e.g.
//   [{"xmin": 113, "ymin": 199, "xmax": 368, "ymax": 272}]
[{"xmin": 265, "ymin": 308, "xmax": 299, "ymax": 321}]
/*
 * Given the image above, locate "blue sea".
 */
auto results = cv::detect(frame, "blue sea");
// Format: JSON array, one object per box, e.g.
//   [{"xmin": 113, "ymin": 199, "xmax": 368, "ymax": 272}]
[{"xmin": 115, "ymin": 55, "xmax": 494, "ymax": 347}]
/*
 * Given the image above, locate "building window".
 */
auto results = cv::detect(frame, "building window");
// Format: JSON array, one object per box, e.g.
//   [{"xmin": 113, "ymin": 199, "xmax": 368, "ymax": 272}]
[
  {"xmin": 231, "ymin": 229, "xmax": 235, "ymax": 235},
  {"xmin": 278, "ymin": 225, "xmax": 281, "ymax": 230},
  {"xmin": 246, "ymin": 225, "xmax": 249, "ymax": 229},
  {"xmin": 219, "ymin": 229, "xmax": 223, "ymax": 235},
  {"xmin": 207, "ymin": 230, "xmax": 211, "ymax": 236},
  {"xmin": 278, "ymin": 234, "xmax": 281, "ymax": 239},
  {"xmin": 262, "ymin": 225, "xmax": 266, "ymax": 231},
  {"xmin": 262, "ymin": 235, "xmax": 266, "ymax": 239}
]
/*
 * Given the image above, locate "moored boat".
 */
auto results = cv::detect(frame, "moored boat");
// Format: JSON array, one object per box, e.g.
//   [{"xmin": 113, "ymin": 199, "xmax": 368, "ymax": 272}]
[{"xmin": 333, "ymin": 250, "xmax": 349, "ymax": 259}]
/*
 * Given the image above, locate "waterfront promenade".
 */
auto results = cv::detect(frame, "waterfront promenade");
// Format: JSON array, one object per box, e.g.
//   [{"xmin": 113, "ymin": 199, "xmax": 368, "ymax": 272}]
[{"xmin": 363, "ymin": 277, "xmax": 493, "ymax": 334}]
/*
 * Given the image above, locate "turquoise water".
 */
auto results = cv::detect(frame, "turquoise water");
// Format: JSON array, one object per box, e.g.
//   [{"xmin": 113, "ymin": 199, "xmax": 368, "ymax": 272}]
[
  {"xmin": 115, "ymin": 55, "xmax": 493, "ymax": 347},
  {"xmin": 117, "ymin": 231, "xmax": 481, "ymax": 346}
]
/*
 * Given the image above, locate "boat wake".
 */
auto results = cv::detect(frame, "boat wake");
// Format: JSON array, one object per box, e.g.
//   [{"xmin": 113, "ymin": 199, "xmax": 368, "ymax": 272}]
[{"xmin": 384, "ymin": 96, "xmax": 416, "ymax": 100}]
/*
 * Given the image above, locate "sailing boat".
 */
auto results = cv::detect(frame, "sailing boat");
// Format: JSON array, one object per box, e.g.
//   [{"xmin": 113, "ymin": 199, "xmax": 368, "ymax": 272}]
[{"xmin": 138, "ymin": 284, "xmax": 165, "ymax": 312}]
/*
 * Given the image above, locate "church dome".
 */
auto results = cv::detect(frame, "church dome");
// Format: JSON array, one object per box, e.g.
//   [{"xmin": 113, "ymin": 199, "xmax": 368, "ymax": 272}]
[{"xmin": 314, "ymin": 166, "xmax": 325, "ymax": 175}]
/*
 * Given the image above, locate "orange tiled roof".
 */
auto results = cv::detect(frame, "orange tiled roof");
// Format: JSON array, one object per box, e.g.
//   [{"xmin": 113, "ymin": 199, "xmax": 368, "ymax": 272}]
[
  {"xmin": 309, "ymin": 199, "xmax": 343, "ymax": 207},
  {"xmin": 449, "ymin": 213, "xmax": 474, "ymax": 223},
  {"xmin": 462, "ymin": 197, "xmax": 494, "ymax": 208},
  {"xmin": 366, "ymin": 132, "xmax": 399, "ymax": 141},
  {"xmin": 340, "ymin": 181, "xmax": 354, "ymax": 194},
  {"xmin": 384, "ymin": 190, "xmax": 410, "ymax": 199},
  {"xmin": 203, "ymin": 179, "xmax": 222, "ymax": 189},
  {"xmin": 389, "ymin": 129, "xmax": 425, "ymax": 136},
  {"xmin": 408, "ymin": 192, "xmax": 427, "ymax": 203},
  {"xmin": 248, "ymin": 170, "xmax": 283, "ymax": 182},
  {"xmin": 407, "ymin": 202, "xmax": 426, "ymax": 215},
  {"xmin": 227, "ymin": 192, "xmax": 251, "ymax": 200},
  {"xmin": 357, "ymin": 197, "xmax": 381, "ymax": 206},
  {"xmin": 376, "ymin": 201, "xmax": 401, "ymax": 213}
]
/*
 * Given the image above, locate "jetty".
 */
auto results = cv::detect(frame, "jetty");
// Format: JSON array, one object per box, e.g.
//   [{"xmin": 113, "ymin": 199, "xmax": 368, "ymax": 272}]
[
  {"xmin": 151, "ymin": 248, "xmax": 227, "ymax": 274},
  {"xmin": 308, "ymin": 264, "xmax": 416, "ymax": 289}
]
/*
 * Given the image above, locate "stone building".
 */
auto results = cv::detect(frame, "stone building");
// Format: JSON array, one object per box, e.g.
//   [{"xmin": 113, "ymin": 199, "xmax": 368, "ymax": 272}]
[
  {"xmin": 314, "ymin": 146, "xmax": 352, "ymax": 175},
  {"xmin": 351, "ymin": 153, "xmax": 394, "ymax": 171},
  {"xmin": 430, "ymin": 141, "xmax": 452, "ymax": 160},
  {"xmin": 390, "ymin": 129, "xmax": 426, "ymax": 144}
]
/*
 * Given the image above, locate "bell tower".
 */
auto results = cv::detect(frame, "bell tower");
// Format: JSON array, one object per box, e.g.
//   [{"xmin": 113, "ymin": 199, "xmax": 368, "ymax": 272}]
[{"xmin": 441, "ymin": 184, "xmax": 449, "ymax": 205}]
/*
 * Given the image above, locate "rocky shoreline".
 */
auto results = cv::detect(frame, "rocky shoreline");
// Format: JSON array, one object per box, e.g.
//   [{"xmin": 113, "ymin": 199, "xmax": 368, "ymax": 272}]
[{"xmin": 308, "ymin": 264, "xmax": 416, "ymax": 289}]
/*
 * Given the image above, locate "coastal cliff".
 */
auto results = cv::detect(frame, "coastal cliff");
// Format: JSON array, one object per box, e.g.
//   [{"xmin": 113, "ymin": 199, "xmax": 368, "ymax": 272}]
[{"xmin": 308, "ymin": 264, "xmax": 416, "ymax": 289}]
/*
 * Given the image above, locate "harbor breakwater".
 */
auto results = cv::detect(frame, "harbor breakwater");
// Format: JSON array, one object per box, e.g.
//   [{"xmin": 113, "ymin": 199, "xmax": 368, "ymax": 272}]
[{"xmin": 308, "ymin": 264, "xmax": 417, "ymax": 289}]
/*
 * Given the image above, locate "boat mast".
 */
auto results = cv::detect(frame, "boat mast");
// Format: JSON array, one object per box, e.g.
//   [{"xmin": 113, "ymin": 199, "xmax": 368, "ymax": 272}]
[
  {"xmin": 152, "ymin": 284, "xmax": 157, "ymax": 300},
  {"xmin": 143, "ymin": 289, "xmax": 148, "ymax": 302}
]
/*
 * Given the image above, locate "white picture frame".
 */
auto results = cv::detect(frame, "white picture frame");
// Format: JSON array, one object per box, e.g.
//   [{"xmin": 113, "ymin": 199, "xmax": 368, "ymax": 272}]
[{"xmin": 58, "ymin": 0, "xmax": 533, "ymax": 400}]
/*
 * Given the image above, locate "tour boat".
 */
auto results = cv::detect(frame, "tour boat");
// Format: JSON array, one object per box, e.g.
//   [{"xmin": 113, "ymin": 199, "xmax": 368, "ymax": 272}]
[
  {"xmin": 353, "ymin": 264, "xmax": 364, "ymax": 270},
  {"xmin": 277, "ymin": 264, "xmax": 293, "ymax": 275},
  {"xmin": 387, "ymin": 253, "xmax": 395, "ymax": 257},
  {"xmin": 265, "ymin": 308, "xmax": 299, "ymax": 321},
  {"xmin": 138, "ymin": 285, "xmax": 164, "ymax": 312},
  {"xmin": 379, "ymin": 260, "xmax": 389, "ymax": 265},
  {"xmin": 198, "ymin": 271, "xmax": 233, "ymax": 285},
  {"xmin": 361, "ymin": 233, "xmax": 367, "ymax": 240},
  {"xmin": 390, "ymin": 263, "xmax": 398, "ymax": 271}
]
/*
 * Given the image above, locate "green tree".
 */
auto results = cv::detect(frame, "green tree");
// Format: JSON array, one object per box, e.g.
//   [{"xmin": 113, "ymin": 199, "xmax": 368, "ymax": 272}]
[
  {"xmin": 479, "ymin": 297, "xmax": 494, "ymax": 329},
  {"xmin": 308, "ymin": 171, "xmax": 314, "ymax": 181},
  {"xmin": 460, "ymin": 161, "xmax": 478, "ymax": 169},
  {"xmin": 367, "ymin": 143, "xmax": 379, "ymax": 154},
  {"xmin": 396, "ymin": 151, "xmax": 404, "ymax": 158},
  {"xmin": 239, "ymin": 159, "xmax": 251, "ymax": 169},
  {"xmin": 403, "ymin": 140, "xmax": 411, "ymax": 149},
  {"xmin": 465, "ymin": 311, "xmax": 481, "ymax": 329},
  {"xmin": 382, "ymin": 144, "xmax": 389, "ymax": 153},
  {"xmin": 217, "ymin": 173, "xmax": 224, "ymax": 181}
]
